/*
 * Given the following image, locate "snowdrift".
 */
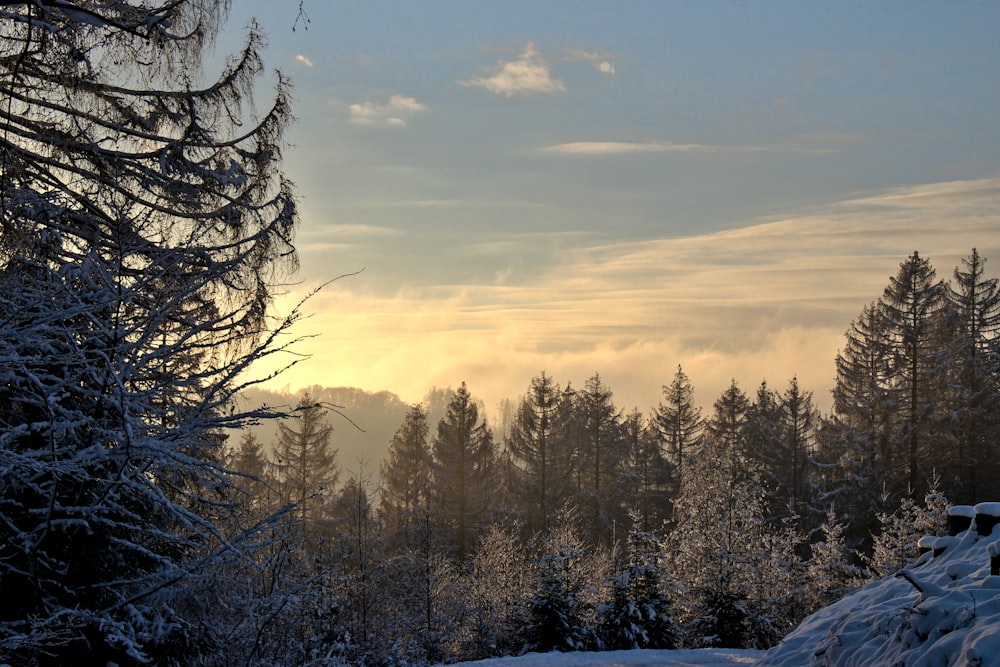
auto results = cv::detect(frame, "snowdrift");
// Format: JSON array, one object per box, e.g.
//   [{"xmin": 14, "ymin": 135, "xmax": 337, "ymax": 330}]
[{"xmin": 760, "ymin": 505, "xmax": 1000, "ymax": 666}]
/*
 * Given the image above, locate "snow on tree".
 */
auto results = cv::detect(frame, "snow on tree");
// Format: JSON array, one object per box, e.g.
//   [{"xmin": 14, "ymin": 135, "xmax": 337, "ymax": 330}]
[
  {"xmin": 525, "ymin": 509, "xmax": 608, "ymax": 654},
  {"xmin": 667, "ymin": 380, "xmax": 797, "ymax": 649},
  {"xmin": 804, "ymin": 506, "xmax": 861, "ymax": 611},
  {"xmin": 598, "ymin": 515, "xmax": 679, "ymax": 650},
  {"xmin": 0, "ymin": 1, "xmax": 303, "ymax": 663},
  {"xmin": 865, "ymin": 482, "xmax": 950, "ymax": 580},
  {"xmin": 466, "ymin": 524, "xmax": 534, "ymax": 659}
]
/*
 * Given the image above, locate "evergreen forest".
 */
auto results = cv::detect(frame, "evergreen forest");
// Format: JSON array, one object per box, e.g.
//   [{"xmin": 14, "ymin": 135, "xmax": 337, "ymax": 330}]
[{"xmin": 1, "ymin": 2, "xmax": 999, "ymax": 665}]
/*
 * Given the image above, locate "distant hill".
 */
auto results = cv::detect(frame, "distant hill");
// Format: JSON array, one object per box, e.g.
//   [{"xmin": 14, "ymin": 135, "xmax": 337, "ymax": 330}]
[{"xmin": 233, "ymin": 385, "xmax": 413, "ymax": 479}]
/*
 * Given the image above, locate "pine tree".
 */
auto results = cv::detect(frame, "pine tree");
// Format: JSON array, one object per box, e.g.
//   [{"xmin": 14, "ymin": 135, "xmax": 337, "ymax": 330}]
[
  {"xmin": 824, "ymin": 301, "xmax": 898, "ymax": 545},
  {"xmin": 526, "ymin": 517, "xmax": 602, "ymax": 653},
  {"xmin": 620, "ymin": 410, "xmax": 673, "ymax": 533},
  {"xmin": 432, "ymin": 382, "xmax": 496, "ymax": 559},
  {"xmin": 324, "ymin": 472, "xmax": 384, "ymax": 657},
  {"xmin": 271, "ymin": 395, "xmax": 340, "ymax": 544},
  {"xmin": 599, "ymin": 517, "xmax": 679, "ymax": 650},
  {"xmin": 228, "ymin": 431, "xmax": 276, "ymax": 518},
  {"xmin": 947, "ymin": 249, "xmax": 1000, "ymax": 501},
  {"xmin": 654, "ymin": 365, "xmax": 705, "ymax": 485},
  {"xmin": 466, "ymin": 525, "xmax": 533, "ymax": 659},
  {"xmin": 577, "ymin": 372, "xmax": 625, "ymax": 543},
  {"xmin": 507, "ymin": 372, "xmax": 567, "ymax": 534},
  {"xmin": 668, "ymin": 381, "xmax": 778, "ymax": 649},
  {"xmin": 380, "ymin": 403, "xmax": 433, "ymax": 549},
  {"xmin": 745, "ymin": 380, "xmax": 784, "ymax": 516},
  {"xmin": 0, "ymin": 2, "xmax": 300, "ymax": 662},
  {"xmin": 804, "ymin": 507, "xmax": 860, "ymax": 611},
  {"xmin": 750, "ymin": 378, "xmax": 819, "ymax": 522},
  {"xmin": 865, "ymin": 482, "xmax": 949, "ymax": 580},
  {"xmin": 879, "ymin": 250, "xmax": 951, "ymax": 495}
]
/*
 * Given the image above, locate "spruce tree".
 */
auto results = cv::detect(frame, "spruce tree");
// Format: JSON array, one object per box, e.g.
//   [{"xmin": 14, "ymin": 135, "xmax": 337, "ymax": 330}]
[
  {"xmin": 948, "ymin": 249, "xmax": 1000, "ymax": 501},
  {"xmin": 879, "ymin": 250, "xmax": 951, "ymax": 495},
  {"xmin": 654, "ymin": 365, "xmax": 705, "ymax": 485},
  {"xmin": 577, "ymin": 372, "xmax": 625, "ymax": 542},
  {"xmin": 380, "ymin": 403, "xmax": 433, "ymax": 549},
  {"xmin": 271, "ymin": 395, "xmax": 340, "ymax": 544},
  {"xmin": 507, "ymin": 372, "xmax": 566, "ymax": 534},
  {"xmin": 432, "ymin": 382, "xmax": 496, "ymax": 559}
]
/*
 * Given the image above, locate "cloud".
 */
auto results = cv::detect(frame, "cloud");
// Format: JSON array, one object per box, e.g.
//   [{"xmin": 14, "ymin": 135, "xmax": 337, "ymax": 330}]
[
  {"xmin": 564, "ymin": 48, "xmax": 616, "ymax": 75},
  {"xmin": 257, "ymin": 176, "xmax": 1000, "ymax": 417},
  {"xmin": 348, "ymin": 94, "xmax": 427, "ymax": 127},
  {"xmin": 294, "ymin": 54, "xmax": 314, "ymax": 68},
  {"xmin": 460, "ymin": 43, "xmax": 566, "ymax": 97},
  {"xmin": 543, "ymin": 140, "xmax": 836, "ymax": 156}
]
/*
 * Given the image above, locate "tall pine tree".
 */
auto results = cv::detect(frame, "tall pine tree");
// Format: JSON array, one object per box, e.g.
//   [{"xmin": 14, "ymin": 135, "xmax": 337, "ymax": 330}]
[{"xmin": 432, "ymin": 383, "xmax": 496, "ymax": 559}]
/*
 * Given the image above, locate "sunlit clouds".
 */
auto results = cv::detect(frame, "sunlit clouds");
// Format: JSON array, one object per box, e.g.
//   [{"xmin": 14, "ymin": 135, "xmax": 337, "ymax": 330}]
[
  {"xmin": 460, "ymin": 43, "xmax": 567, "ymax": 97},
  {"xmin": 349, "ymin": 95, "xmax": 428, "ymax": 127},
  {"xmin": 294, "ymin": 54, "xmax": 314, "ymax": 68},
  {"xmin": 261, "ymin": 176, "xmax": 1000, "ymax": 417}
]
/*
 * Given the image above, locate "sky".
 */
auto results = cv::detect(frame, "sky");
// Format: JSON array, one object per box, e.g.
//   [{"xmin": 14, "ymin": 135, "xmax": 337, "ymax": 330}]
[{"xmin": 215, "ymin": 2, "xmax": 1000, "ymax": 418}]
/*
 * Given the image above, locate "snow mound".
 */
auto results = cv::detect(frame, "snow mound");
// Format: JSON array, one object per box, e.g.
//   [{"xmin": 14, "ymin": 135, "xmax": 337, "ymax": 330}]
[{"xmin": 759, "ymin": 523, "xmax": 1000, "ymax": 666}]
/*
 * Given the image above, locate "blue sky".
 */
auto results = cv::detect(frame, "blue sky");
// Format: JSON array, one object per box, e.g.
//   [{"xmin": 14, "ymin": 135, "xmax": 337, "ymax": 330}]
[{"xmin": 218, "ymin": 2, "xmax": 1000, "ymax": 415}]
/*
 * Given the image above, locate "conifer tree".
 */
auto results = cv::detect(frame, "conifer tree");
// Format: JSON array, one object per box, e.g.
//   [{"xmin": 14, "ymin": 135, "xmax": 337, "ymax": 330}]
[
  {"xmin": 507, "ymin": 372, "xmax": 566, "ymax": 534},
  {"xmin": 948, "ymin": 249, "xmax": 1000, "ymax": 501},
  {"xmin": 750, "ymin": 378, "xmax": 819, "ymax": 522},
  {"xmin": 577, "ymin": 372, "xmax": 625, "ymax": 542},
  {"xmin": 879, "ymin": 250, "xmax": 951, "ymax": 495},
  {"xmin": 271, "ymin": 395, "xmax": 340, "ymax": 543},
  {"xmin": 654, "ymin": 365, "xmax": 705, "ymax": 485},
  {"xmin": 620, "ymin": 410, "xmax": 673, "ymax": 532},
  {"xmin": 432, "ymin": 382, "xmax": 496, "ymax": 559},
  {"xmin": 804, "ymin": 507, "xmax": 860, "ymax": 611},
  {"xmin": 599, "ymin": 516, "xmax": 679, "ymax": 650},
  {"xmin": 0, "ymin": 2, "xmax": 301, "ymax": 661},
  {"xmin": 380, "ymin": 403, "xmax": 433, "ymax": 548}
]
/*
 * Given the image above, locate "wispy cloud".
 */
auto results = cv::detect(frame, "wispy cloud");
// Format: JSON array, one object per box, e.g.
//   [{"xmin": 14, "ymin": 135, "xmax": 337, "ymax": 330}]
[
  {"xmin": 460, "ymin": 43, "xmax": 566, "ymax": 97},
  {"xmin": 348, "ymin": 95, "xmax": 427, "ymax": 127},
  {"xmin": 564, "ymin": 48, "xmax": 616, "ymax": 75},
  {"xmin": 303, "ymin": 223, "xmax": 401, "ymax": 238},
  {"xmin": 261, "ymin": 176, "xmax": 1000, "ymax": 416},
  {"xmin": 294, "ymin": 54, "xmax": 314, "ymax": 68},
  {"xmin": 543, "ymin": 140, "xmax": 836, "ymax": 156}
]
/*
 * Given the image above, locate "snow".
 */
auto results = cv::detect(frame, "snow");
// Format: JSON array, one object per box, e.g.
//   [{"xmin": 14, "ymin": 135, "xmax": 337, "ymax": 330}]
[
  {"xmin": 974, "ymin": 502, "xmax": 1000, "ymax": 518},
  {"xmin": 950, "ymin": 505, "xmax": 977, "ymax": 519},
  {"xmin": 445, "ymin": 648, "xmax": 762, "ymax": 667},
  {"xmin": 759, "ymin": 519, "xmax": 1000, "ymax": 666}
]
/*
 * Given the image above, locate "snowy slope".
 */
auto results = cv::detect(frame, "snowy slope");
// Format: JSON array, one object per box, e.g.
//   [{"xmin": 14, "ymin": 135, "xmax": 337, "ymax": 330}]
[
  {"xmin": 447, "ymin": 648, "xmax": 761, "ymax": 666},
  {"xmin": 760, "ymin": 520, "xmax": 1000, "ymax": 666}
]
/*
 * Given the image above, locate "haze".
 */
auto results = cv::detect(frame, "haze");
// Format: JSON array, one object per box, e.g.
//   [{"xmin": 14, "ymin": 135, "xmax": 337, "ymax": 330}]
[{"xmin": 219, "ymin": 2, "xmax": 1000, "ymax": 414}]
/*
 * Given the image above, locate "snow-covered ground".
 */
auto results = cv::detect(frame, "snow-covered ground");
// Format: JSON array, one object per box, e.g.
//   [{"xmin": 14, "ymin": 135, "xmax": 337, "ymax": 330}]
[
  {"xmin": 447, "ymin": 648, "xmax": 761, "ymax": 667},
  {"xmin": 760, "ymin": 511, "xmax": 1000, "ymax": 666}
]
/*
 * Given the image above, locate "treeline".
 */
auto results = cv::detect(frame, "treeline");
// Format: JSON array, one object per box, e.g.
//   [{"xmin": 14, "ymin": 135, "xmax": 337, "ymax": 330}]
[{"xmin": 223, "ymin": 249, "xmax": 999, "ymax": 663}]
